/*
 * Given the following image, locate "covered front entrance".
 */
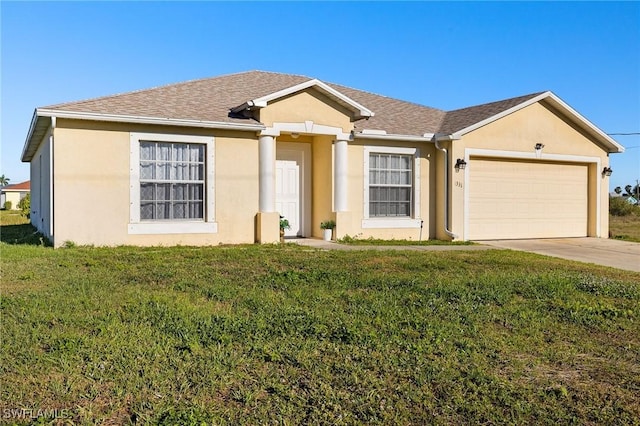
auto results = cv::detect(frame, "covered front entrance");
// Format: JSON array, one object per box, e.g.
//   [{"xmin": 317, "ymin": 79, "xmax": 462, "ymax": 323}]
[{"xmin": 254, "ymin": 117, "xmax": 354, "ymax": 243}]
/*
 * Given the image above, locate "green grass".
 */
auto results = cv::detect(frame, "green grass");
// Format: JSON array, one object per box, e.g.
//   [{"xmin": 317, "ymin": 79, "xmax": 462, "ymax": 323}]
[
  {"xmin": 610, "ymin": 214, "xmax": 640, "ymax": 242},
  {"xmin": 338, "ymin": 234, "xmax": 474, "ymax": 246},
  {"xmin": 0, "ymin": 210, "xmax": 50, "ymax": 246},
  {"xmin": 1, "ymin": 219, "xmax": 640, "ymax": 424}
]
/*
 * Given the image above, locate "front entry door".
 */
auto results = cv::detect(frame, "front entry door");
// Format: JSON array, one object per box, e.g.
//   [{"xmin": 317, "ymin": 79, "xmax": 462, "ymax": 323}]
[{"xmin": 276, "ymin": 150, "xmax": 302, "ymax": 237}]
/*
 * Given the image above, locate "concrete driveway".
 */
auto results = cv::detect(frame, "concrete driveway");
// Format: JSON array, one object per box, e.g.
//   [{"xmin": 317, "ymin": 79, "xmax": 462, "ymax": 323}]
[{"xmin": 481, "ymin": 238, "xmax": 640, "ymax": 272}]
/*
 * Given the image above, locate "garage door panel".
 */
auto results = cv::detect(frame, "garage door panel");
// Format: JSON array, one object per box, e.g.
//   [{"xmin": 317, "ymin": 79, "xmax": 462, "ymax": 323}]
[{"xmin": 468, "ymin": 159, "xmax": 588, "ymax": 240}]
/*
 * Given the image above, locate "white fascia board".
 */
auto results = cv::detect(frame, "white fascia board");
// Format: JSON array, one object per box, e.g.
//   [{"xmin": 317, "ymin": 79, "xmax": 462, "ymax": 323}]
[
  {"xmin": 354, "ymin": 132, "xmax": 435, "ymax": 143},
  {"xmin": 246, "ymin": 79, "xmax": 374, "ymax": 118},
  {"xmin": 430, "ymin": 133, "xmax": 460, "ymax": 141},
  {"xmin": 452, "ymin": 92, "xmax": 551, "ymax": 139},
  {"xmin": 36, "ymin": 108, "xmax": 265, "ymax": 131},
  {"xmin": 361, "ymin": 129, "xmax": 387, "ymax": 135},
  {"xmin": 21, "ymin": 110, "xmax": 45, "ymax": 162}
]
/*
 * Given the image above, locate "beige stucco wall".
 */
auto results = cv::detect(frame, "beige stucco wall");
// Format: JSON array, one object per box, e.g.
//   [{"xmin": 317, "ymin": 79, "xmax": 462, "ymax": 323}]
[
  {"xmin": 3, "ymin": 191, "xmax": 24, "ymax": 209},
  {"xmin": 449, "ymin": 101, "xmax": 611, "ymax": 240},
  {"xmin": 334, "ymin": 138, "xmax": 437, "ymax": 241},
  {"xmin": 259, "ymin": 89, "xmax": 355, "ymax": 134},
  {"xmin": 52, "ymin": 119, "xmax": 260, "ymax": 247},
  {"xmin": 311, "ymin": 135, "xmax": 334, "ymax": 238}
]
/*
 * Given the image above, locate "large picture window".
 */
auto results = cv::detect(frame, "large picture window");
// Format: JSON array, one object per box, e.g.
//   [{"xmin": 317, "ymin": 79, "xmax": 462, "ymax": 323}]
[
  {"xmin": 129, "ymin": 133, "xmax": 216, "ymax": 235},
  {"xmin": 369, "ymin": 153, "xmax": 413, "ymax": 217},
  {"xmin": 139, "ymin": 142, "xmax": 204, "ymax": 220}
]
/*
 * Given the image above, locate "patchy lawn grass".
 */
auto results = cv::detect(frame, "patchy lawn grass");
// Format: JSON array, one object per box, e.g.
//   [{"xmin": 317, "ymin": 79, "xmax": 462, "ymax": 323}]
[
  {"xmin": 0, "ymin": 210, "xmax": 49, "ymax": 246},
  {"xmin": 1, "ymin": 223, "xmax": 639, "ymax": 424},
  {"xmin": 610, "ymin": 214, "xmax": 640, "ymax": 242},
  {"xmin": 338, "ymin": 234, "xmax": 474, "ymax": 246}
]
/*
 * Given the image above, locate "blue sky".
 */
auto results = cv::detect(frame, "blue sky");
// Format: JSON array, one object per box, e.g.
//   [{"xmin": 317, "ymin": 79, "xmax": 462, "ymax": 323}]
[{"xmin": 2, "ymin": 1, "xmax": 639, "ymax": 190}]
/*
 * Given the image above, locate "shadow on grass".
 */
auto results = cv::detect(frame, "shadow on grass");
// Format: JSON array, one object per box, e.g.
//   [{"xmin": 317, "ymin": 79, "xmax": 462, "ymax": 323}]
[{"xmin": 0, "ymin": 223, "xmax": 51, "ymax": 246}]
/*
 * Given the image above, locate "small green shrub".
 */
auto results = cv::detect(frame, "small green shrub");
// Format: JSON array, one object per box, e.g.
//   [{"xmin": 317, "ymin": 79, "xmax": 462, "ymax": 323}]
[
  {"xmin": 279, "ymin": 216, "xmax": 290, "ymax": 230},
  {"xmin": 4, "ymin": 200, "xmax": 12, "ymax": 210},
  {"xmin": 610, "ymin": 196, "xmax": 638, "ymax": 216},
  {"xmin": 17, "ymin": 193, "xmax": 30, "ymax": 217},
  {"xmin": 320, "ymin": 220, "xmax": 336, "ymax": 230}
]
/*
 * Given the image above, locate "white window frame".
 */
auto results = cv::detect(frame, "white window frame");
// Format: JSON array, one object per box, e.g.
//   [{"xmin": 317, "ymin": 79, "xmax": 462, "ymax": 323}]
[
  {"xmin": 129, "ymin": 132, "xmax": 217, "ymax": 234},
  {"xmin": 363, "ymin": 146, "xmax": 421, "ymax": 229}
]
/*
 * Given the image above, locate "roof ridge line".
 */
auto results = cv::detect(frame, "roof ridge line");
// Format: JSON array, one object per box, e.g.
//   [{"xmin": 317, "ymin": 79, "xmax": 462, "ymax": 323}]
[{"xmin": 327, "ymin": 81, "xmax": 445, "ymax": 113}]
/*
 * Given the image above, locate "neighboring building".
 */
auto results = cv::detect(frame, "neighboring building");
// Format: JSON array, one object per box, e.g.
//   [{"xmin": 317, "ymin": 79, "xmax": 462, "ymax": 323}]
[
  {"xmin": 1, "ymin": 180, "xmax": 30, "ymax": 210},
  {"xmin": 20, "ymin": 71, "xmax": 624, "ymax": 247}
]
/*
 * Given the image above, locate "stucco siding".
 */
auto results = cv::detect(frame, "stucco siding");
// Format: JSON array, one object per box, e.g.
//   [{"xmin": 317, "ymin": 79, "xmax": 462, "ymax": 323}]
[
  {"xmin": 311, "ymin": 135, "xmax": 334, "ymax": 238},
  {"xmin": 51, "ymin": 120, "xmax": 260, "ymax": 247},
  {"xmin": 335, "ymin": 138, "xmax": 436, "ymax": 241},
  {"xmin": 3, "ymin": 192, "xmax": 23, "ymax": 209},
  {"xmin": 259, "ymin": 89, "xmax": 354, "ymax": 133},
  {"xmin": 53, "ymin": 125, "xmax": 130, "ymax": 246}
]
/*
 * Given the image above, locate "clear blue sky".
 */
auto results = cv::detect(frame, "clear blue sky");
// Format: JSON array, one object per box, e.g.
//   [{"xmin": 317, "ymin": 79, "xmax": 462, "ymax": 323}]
[{"xmin": 2, "ymin": 1, "xmax": 639, "ymax": 190}]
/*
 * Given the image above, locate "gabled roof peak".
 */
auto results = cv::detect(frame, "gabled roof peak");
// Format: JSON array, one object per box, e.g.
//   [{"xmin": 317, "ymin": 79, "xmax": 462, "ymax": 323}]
[{"xmin": 230, "ymin": 77, "xmax": 375, "ymax": 119}]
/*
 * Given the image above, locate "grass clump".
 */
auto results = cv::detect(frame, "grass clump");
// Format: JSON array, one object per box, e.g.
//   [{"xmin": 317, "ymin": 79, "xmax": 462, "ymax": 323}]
[{"xmin": 338, "ymin": 234, "xmax": 473, "ymax": 245}]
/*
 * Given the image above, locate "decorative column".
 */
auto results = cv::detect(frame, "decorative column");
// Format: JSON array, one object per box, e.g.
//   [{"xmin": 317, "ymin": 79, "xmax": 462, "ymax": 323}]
[
  {"xmin": 334, "ymin": 138, "xmax": 348, "ymax": 212},
  {"xmin": 259, "ymin": 134, "xmax": 276, "ymax": 212},
  {"xmin": 256, "ymin": 130, "xmax": 280, "ymax": 243}
]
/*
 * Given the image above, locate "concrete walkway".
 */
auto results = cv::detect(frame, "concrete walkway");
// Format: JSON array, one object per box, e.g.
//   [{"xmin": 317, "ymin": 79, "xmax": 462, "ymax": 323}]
[
  {"xmin": 289, "ymin": 237, "xmax": 640, "ymax": 273},
  {"xmin": 481, "ymin": 238, "xmax": 640, "ymax": 272}
]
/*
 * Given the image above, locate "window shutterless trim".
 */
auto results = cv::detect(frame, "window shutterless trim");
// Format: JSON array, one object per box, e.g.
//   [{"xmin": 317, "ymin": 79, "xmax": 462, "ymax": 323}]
[
  {"xmin": 129, "ymin": 132, "xmax": 216, "ymax": 234},
  {"xmin": 363, "ymin": 146, "xmax": 420, "ymax": 228},
  {"xmin": 139, "ymin": 141, "xmax": 205, "ymax": 221}
]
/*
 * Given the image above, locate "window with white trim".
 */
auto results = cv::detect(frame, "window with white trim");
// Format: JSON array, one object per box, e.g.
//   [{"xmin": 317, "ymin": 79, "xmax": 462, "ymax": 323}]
[
  {"xmin": 129, "ymin": 133, "xmax": 217, "ymax": 235},
  {"xmin": 369, "ymin": 153, "xmax": 413, "ymax": 217},
  {"xmin": 140, "ymin": 141, "xmax": 204, "ymax": 220},
  {"xmin": 363, "ymin": 146, "xmax": 421, "ymax": 229}
]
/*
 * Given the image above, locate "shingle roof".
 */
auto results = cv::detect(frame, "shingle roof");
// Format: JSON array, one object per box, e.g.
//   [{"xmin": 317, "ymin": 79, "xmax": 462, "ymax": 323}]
[
  {"xmin": 24, "ymin": 71, "xmax": 623, "ymax": 160},
  {"xmin": 44, "ymin": 71, "xmax": 311, "ymax": 125},
  {"xmin": 2, "ymin": 181, "xmax": 30, "ymax": 191},
  {"xmin": 438, "ymin": 92, "xmax": 546, "ymax": 135},
  {"xmin": 38, "ymin": 70, "xmax": 542, "ymax": 136}
]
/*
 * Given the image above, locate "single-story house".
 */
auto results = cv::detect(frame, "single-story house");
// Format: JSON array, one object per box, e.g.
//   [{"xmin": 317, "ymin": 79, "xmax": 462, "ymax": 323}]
[
  {"xmin": 1, "ymin": 180, "xmax": 30, "ymax": 210},
  {"xmin": 21, "ymin": 71, "xmax": 623, "ymax": 247}
]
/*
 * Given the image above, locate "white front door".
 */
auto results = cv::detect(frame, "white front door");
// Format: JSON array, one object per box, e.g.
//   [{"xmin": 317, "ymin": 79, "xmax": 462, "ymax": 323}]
[{"xmin": 276, "ymin": 151, "xmax": 301, "ymax": 237}]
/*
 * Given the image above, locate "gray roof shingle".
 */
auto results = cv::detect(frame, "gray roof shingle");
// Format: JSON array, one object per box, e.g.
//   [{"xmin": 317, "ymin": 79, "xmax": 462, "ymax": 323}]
[
  {"xmin": 438, "ymin": 91, "xmax": 546, "ymax": 135},
  {"xmin": 40, "ymin": 70, "xmax": 543, "ymax": 137}
]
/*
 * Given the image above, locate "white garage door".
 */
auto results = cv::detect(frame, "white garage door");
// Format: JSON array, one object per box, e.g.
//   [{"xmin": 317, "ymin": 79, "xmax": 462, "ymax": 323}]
[{"xmin": 468, "ymin": 159, "xmax": 588, "ymax": 240}]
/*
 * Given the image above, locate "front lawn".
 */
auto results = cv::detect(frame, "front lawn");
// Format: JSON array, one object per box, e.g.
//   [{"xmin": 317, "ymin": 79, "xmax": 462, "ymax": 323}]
[{"xmin": 1, "ymin": 223, "xmax": 639, "ymax": 424}]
